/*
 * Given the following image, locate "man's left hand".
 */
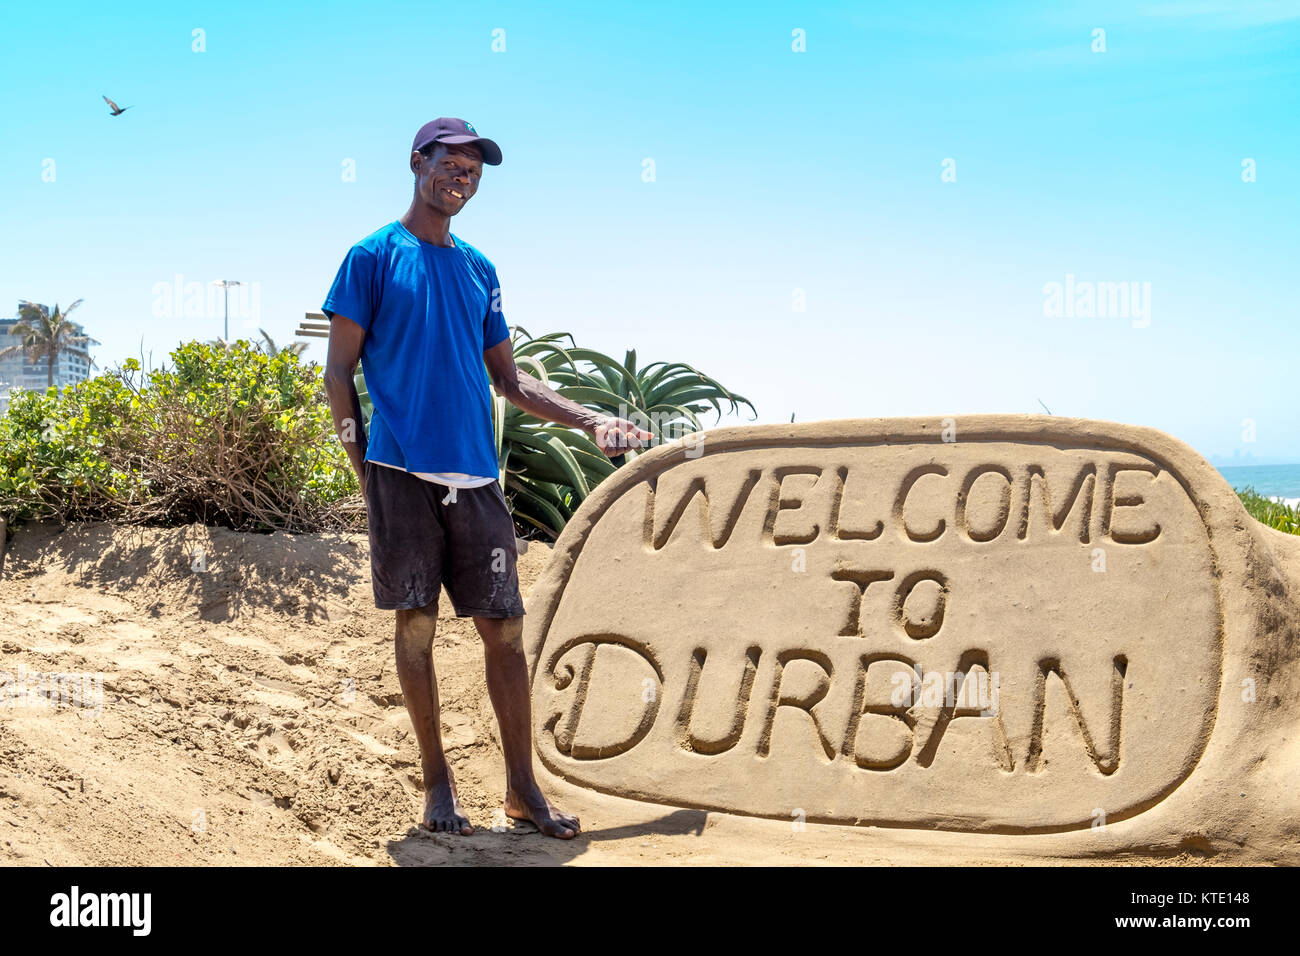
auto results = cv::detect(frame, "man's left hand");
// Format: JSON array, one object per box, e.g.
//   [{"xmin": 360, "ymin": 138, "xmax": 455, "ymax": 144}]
[{"xmin": 593, "ymin": 416, "xmax": 653, "ymax": 459}]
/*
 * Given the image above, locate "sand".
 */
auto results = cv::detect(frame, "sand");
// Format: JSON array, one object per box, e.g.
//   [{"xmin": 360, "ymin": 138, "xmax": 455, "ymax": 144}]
[{"xmin": 1, "ymin": 417, "xmax": 1295, "ymax": 866}]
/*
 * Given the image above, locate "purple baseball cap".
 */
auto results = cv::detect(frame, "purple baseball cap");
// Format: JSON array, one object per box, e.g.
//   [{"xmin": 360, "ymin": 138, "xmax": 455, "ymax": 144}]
[{"xmin": 411, "ymin": 117, "xmax": 502, "ymax": 165}]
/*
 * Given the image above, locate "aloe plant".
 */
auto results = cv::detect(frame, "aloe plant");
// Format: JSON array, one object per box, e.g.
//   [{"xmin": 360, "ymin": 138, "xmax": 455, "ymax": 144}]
[{"xmin": 354, "ymin": 327, "xmax": 754, "ymax": 539}]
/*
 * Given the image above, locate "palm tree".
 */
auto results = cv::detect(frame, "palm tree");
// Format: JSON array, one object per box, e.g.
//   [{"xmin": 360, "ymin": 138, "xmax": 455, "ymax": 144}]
[
  {"xmin": 258, "ymin": 329, "xmax": 308, "ymax": 357},
  {"xmin": 201, "ymin": 331, "xmax": 308, "ymax": 357},
  {"xmin": 0, "ymin": 300, "xmax": 93, "ymax": 388}
]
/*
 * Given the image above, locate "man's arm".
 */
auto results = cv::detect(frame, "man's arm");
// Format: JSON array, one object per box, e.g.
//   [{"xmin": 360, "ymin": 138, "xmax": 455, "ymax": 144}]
[
  {"xmin": 323, "ymin": 314, "xmax": 369, "ymax": 498},
  {"xmin": 483, "ymin": 338, "xmax": 652, "ymax": 457}
]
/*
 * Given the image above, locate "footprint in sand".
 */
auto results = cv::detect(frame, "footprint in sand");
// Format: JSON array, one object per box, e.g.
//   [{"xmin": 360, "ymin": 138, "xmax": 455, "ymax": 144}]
[{"xmin": 255, "ymin": 732, "xmax": 297, "ymax": 764}]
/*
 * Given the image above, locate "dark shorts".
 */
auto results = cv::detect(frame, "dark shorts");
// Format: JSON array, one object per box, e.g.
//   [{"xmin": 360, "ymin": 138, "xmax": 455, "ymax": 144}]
[{"xmin": 363, "ymin": 460, "xmax": 525, "ymax": 617}]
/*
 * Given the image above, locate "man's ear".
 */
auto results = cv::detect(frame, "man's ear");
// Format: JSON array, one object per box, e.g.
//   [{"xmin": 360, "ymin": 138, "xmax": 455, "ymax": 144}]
[{"xmin": 410, "ymin": 149, "xmax": 424, "ymax": 178}]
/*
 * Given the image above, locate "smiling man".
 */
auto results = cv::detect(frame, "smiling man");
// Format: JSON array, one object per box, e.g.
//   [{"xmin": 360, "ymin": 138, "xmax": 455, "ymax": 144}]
[{"xmin": 321, "ymin": 117, "xmax": 650, "ymax": 839}]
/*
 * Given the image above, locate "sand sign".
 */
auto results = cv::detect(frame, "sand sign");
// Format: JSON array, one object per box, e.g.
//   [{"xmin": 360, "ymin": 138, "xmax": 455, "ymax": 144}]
[{"xmin": 524, "ymin": 417, "xmax": 1299, "ymax": 848}]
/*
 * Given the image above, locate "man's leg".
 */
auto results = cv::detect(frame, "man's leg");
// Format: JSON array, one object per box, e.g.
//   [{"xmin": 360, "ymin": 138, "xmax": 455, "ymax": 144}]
[
  {"xmin": 474, "ymin": 614, "xmax": 581, "ymax": 839},
  {"xmin": 395, "ymin": 602, "xmax": 473, "ymax": 835}
]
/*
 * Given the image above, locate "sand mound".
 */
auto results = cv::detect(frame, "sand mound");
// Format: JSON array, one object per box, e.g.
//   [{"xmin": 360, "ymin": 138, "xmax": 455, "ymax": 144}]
[{"xmin": 0, "ymin": 520, "xmax": 563, "ymax": 866}]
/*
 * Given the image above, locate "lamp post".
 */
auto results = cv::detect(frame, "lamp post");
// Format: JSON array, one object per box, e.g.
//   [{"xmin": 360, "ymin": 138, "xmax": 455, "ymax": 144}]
[{"xmin": 210, "ymin": 279, "xmax": 242, "ymax": 341}]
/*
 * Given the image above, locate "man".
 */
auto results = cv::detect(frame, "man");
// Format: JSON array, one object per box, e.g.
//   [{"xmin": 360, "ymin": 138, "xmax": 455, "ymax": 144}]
[{"xmin": 321, "ymin": 117, "xmax": 651, "ymax": 839}]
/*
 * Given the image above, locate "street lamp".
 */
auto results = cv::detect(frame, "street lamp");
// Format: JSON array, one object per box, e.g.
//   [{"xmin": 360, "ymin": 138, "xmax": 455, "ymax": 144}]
[{"xmin": 210, "ymin": 279, "xmax": 242, "ymax": 341}]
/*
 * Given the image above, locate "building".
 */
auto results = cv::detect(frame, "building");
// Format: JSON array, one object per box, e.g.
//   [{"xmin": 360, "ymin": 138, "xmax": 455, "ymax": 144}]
[{"xmin": 0, "ymin": 311, "xmax": 99, "ymax": 415}]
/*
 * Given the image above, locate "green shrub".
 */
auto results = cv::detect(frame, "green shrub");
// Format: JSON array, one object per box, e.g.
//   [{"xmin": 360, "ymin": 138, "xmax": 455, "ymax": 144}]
[
  {"xmin": 1236, "ymin": 487, "xmax": 1300, "ymax": 535},
  {"xmin": 0, "ymin": 370, "xmax": 145, "ymax": 522},
  {"xmin": 0, "ymin": 340, "xmax": 359, "ymax": 531}
]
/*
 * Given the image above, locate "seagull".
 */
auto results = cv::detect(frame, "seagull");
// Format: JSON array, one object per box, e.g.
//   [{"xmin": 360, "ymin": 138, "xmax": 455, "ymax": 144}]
[{"xmin": 102, "ymin": 95, "xmax": 131, "ymax": 116}]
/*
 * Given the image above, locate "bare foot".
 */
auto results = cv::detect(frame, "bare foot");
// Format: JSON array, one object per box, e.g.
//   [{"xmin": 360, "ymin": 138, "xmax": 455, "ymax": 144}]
[
  {"xmin": 420, "ymin": 776, "xmax": 473, "ymax": 835},
  {"xmin": 504, "ymin": 787, "xmax": 581, "ymax": 839}
]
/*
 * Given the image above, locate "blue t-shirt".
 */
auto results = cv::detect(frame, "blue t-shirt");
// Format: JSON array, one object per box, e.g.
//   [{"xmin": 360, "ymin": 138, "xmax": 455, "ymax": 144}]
[{"xmin": 322, "ymin": 220, "xmax": 510, "ymax": 478}]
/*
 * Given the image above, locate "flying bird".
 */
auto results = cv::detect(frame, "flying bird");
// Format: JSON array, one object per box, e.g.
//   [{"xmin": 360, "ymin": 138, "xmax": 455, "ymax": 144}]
[{"xmin": 102, "ymin": 95, "xmax": 131, "ymax": 116}]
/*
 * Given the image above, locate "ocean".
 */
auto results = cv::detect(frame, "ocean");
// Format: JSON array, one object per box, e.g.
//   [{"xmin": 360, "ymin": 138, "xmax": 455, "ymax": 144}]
[{"xmin": 1215, "ymin": 463, "xmax": 1300, "ymax": 506}]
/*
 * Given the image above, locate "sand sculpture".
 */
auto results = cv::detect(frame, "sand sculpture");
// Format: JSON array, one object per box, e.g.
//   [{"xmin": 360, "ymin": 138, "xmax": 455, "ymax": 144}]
[{"xmin": 523, "ymin": 417, "xmax": 1300, "ymax": 854}]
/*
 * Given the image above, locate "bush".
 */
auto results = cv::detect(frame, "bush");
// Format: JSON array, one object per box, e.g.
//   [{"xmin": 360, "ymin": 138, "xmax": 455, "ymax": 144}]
[
  {"xmin": 2, "ymin": 332, "xmax": 755, "ymax": 538},
  {"xmin": 0, "ymin": 341, "xmax": 360, "ymax": 532},
  {"xmin": 0, "ymin": 368, "xmax": 142, "ymax": 522},
  {"xmin": 1236, "ymin": 487, "xmax": 1300, "ymax": 535}
]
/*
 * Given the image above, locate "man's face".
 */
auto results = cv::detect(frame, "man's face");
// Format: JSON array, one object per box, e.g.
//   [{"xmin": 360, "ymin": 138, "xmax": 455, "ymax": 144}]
[{"xmin": 412, "ymin": 143, "xmax": 483, "ymax": 216}]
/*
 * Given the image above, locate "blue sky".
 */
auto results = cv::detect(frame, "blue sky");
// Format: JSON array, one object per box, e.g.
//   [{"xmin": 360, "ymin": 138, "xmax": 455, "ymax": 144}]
[{"xmin": 1, "ymin": 0, "xmax": 1296, "ymax": 463}]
